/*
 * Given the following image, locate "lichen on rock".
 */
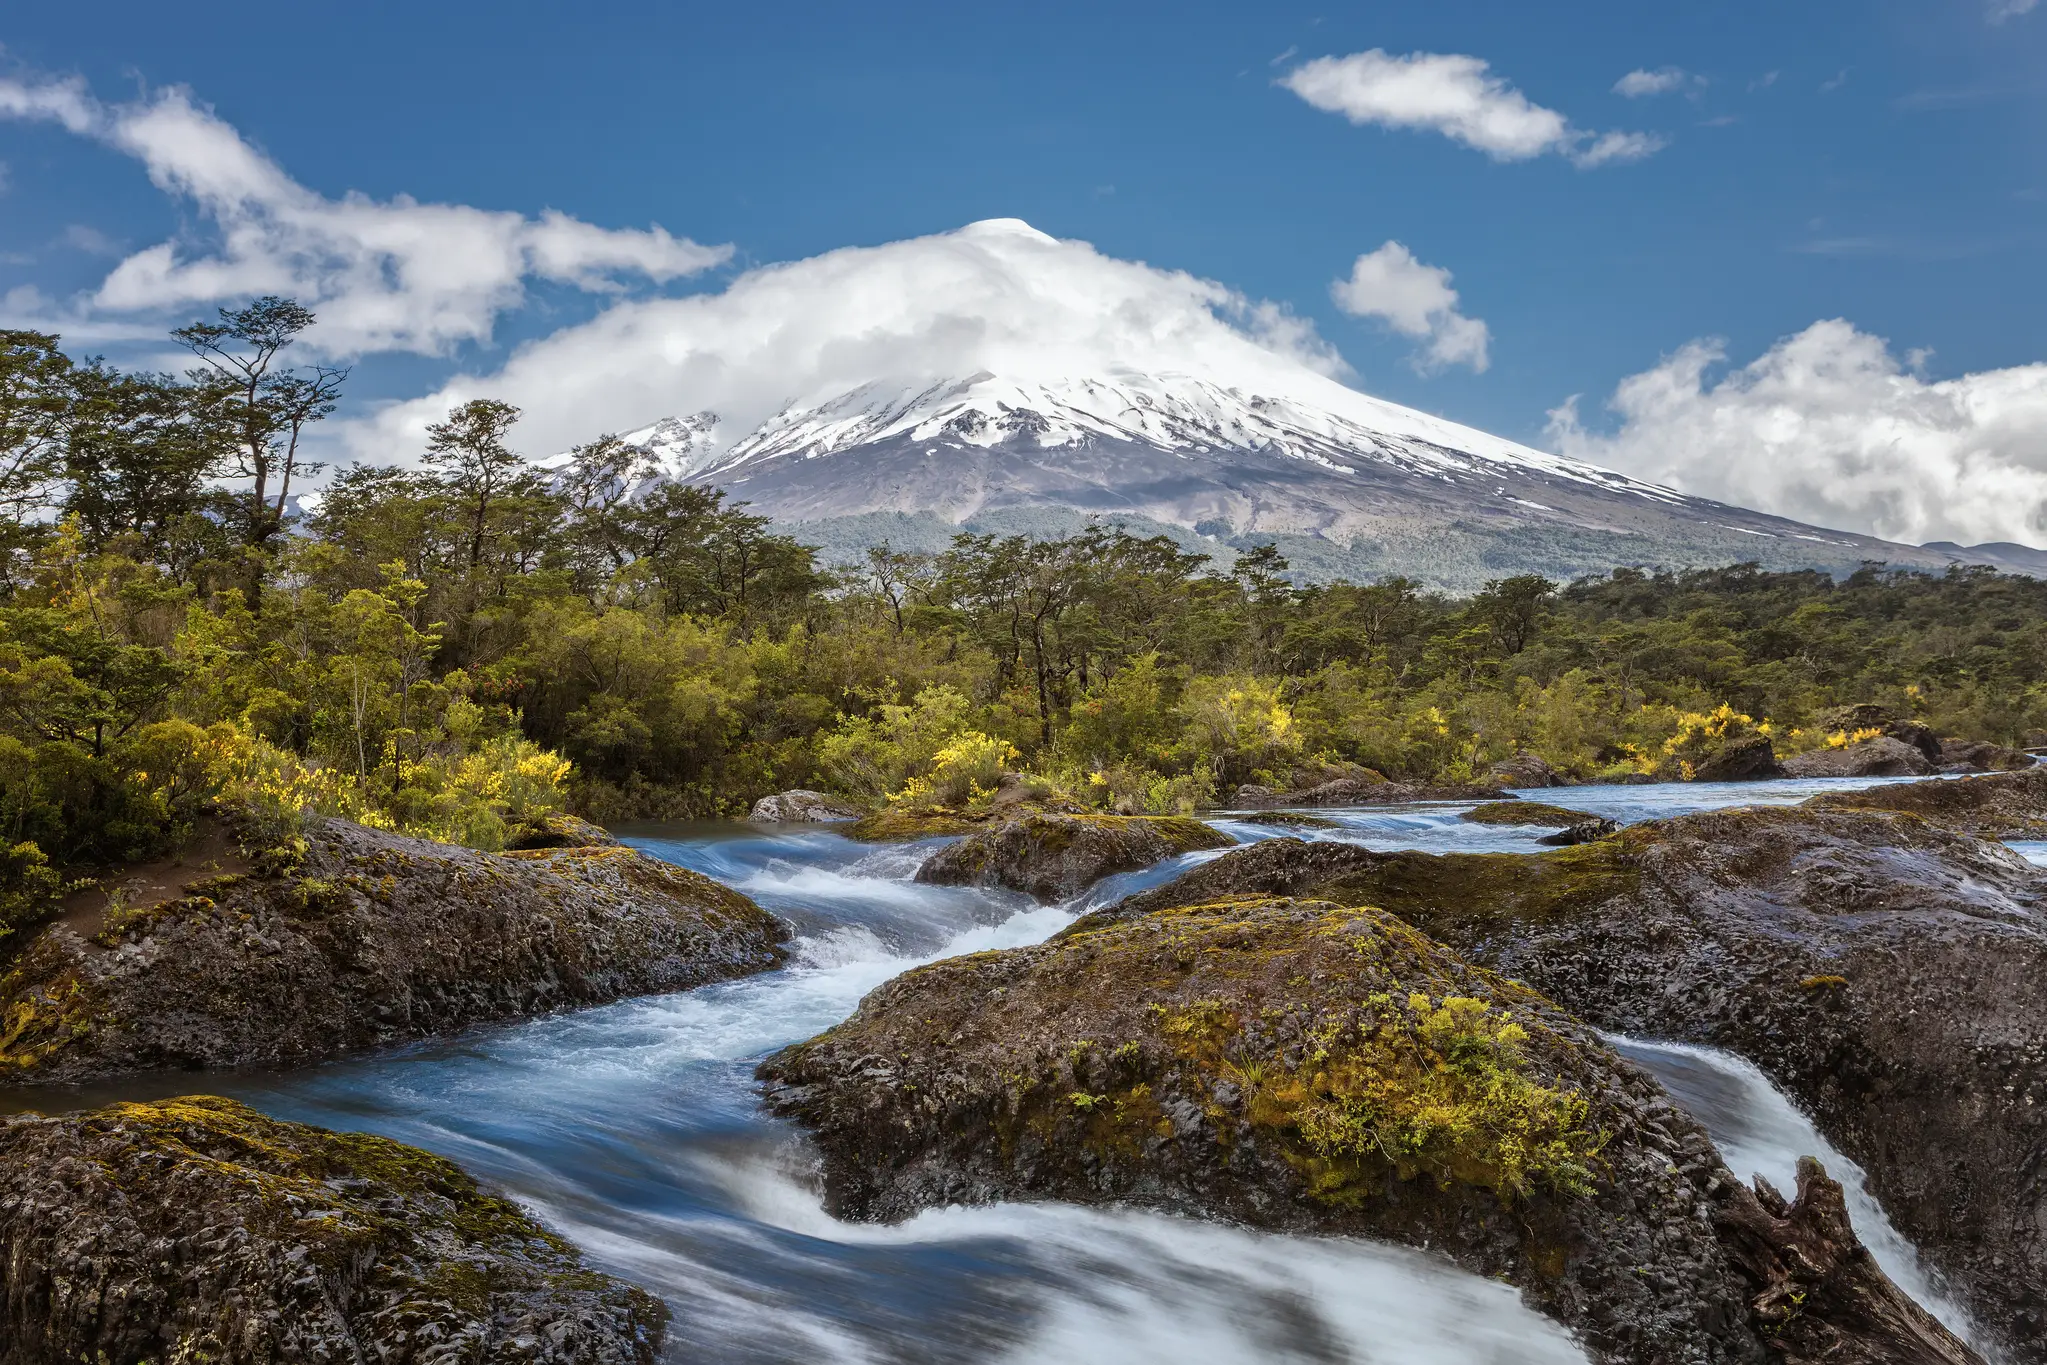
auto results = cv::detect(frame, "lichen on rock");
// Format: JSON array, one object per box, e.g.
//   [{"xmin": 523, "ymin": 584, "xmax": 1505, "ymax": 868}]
[{"xmin": 0, "ymin": 1095, "xmax": 666, "ymax": 1364}]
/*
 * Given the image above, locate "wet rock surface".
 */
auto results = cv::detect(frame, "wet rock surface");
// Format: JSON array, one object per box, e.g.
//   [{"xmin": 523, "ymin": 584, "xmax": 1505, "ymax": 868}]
[
  {"xmin": 1780, "ymin": 736, "xmax": 1936, "ymax": 779},
  {"xmin": 749, "ymin": 790, "xmax": 865, "ymax": 823},
  {"xmin": 0, "ymin": 817, "xmax": 788, "ymax": 1084},
  {"xmin": 1809, "ymin": 766, "xmax": 2047, "ymax": 837},
  {"xmin": 761, "ymin": 896, "xmax": 1975, "ymax": 1365},
  {"xmin": 0, "ymin": 1096, "xmax": 666, "ymax": 1365},
  {"xmin": 913, "ymin": 814, "xmax": 1234, "ymax": 902},
  {"xmin": 1100, "ymin": 804, "xmax": 2046, "ymax": 1355}
]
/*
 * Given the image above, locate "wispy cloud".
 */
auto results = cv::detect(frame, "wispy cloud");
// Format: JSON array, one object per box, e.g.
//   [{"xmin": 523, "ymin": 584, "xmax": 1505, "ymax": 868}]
[
  {"xmin": 0, "ymin": 67, "xmax": 733, "ymax": 356},
  {"xmin": 59, "ymin": 223, "xmax": 120, "ymax": 256},
  {"xmin": 1819, "ymin": 69, "xmax": 1850, "ymax": 94},
  {"xmin": 1329, "ymin": 241, "xmax": 1490, "ymax": 373},
  {"xmin": 1279, "ymin": 49, "xmax": 1665, "ymax": 168},
  {"xmin": 1613, "ymin": 67, "xmax": 1701, "ymax": 99},
  {"xmin": 1988, "ymin": 0, "xmax": 2039, "ymax": 24}
]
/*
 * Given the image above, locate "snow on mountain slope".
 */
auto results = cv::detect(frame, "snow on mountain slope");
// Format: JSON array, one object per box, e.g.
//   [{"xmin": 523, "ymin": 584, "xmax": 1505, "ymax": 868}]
[{"xmin": 699, "ymin": 369, "xmax": 1685, "ymax": 506}]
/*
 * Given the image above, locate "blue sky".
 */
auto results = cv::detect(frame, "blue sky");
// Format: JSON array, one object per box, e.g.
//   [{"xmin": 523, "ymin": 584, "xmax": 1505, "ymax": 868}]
[{"xmin": 4, "ymin": 1, "xmax": 2046, "ymax": 544}]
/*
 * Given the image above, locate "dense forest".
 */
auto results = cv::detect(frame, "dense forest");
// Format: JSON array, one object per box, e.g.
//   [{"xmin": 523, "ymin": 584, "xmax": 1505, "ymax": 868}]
[{"xmin": 4, "ymin": 299, "xmax": 2046, "ymax": 941}]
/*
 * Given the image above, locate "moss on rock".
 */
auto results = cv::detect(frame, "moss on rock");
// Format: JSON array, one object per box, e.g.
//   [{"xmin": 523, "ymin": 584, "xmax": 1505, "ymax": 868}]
[
  {"xmin": 0, "ymin": 1095, "xmax": 665, "ymax": 1364},
  {"xmin": 0, "ymin": 817, "xmax": 787, "ymax": 1085},
  {"xmin": 1459, "ymin": 801, "xmax": 1603, "ymax": 828},
  {"xmin": 763, "ymin": 896, "xmax": 1779, "ymax": 1364},
  {"xmin": 1094, "ymin": 805, "xmax": 2043, "ymax": 1358},
  {"xmin": 914, "ymin": 813, "xmax": 1234, "ymax": 901}
]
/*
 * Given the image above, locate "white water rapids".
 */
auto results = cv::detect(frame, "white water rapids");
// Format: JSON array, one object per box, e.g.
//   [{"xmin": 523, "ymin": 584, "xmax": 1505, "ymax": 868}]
[{"xmin": 2, "ymin": 775, "xmax": 1995, "ymax": 1361}]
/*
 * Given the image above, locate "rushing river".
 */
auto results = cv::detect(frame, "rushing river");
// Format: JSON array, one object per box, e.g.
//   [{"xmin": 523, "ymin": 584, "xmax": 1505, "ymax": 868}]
[{"xmin": 3, "ymin": 776, "xmax": 1993, "ymax": 1362}]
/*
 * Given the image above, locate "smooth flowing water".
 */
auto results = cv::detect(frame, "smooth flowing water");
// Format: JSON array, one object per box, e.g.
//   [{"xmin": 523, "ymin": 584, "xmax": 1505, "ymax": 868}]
[{"xmin": 2, "ymin": 775, "xmax": 1994, "ymax": 1362}]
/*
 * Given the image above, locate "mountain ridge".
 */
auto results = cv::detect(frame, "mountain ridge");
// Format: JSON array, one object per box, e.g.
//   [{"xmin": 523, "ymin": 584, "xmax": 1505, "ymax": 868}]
[{"xmin": 556, "ymin": 369, "xmax": 2038, "ymax": 592}]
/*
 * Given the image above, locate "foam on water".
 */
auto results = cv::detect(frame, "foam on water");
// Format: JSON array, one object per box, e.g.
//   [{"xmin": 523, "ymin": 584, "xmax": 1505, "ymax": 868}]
[{"xmin": 1, "ymin": 773, "xmax": 1977, "ymax": 1361}]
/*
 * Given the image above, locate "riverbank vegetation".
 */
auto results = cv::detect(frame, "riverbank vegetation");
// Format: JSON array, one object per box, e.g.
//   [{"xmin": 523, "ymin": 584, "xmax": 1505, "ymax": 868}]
[{"xmin": 5, "ymin": 303, "xmax": 2047, "ymax": 933}]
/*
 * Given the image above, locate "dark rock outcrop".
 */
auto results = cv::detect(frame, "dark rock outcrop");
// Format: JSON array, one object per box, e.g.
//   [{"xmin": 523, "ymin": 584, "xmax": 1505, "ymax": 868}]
[
  {"xmin": 1490, "ymin": 752, "xmax": 1567, "ymax": 787},
  {"xmin": 1537, "ymin": 818, "xmax": 1619, "ymax": 846},
  {"xmin": 1230, "ymin": 779, "xmax": 1506, "ymax": 808},
  {"xmin": 1100, "ymin": 806, "xmax": 2044, "ymax": 1355},
  {"xmin": 749, "ymin": 790, "xmax": 864, "ymax": 823},
  {"xmin": 1691, "ymin": 735, "xmax": 1784, "ymax": 782},
  {"xmin": 1938, "ymin": 738, "xmax": 2036, "ymax": 773},
  {"xmin": 0, "ymin": 1096, "xmax": 666, "ymax": 1365},
  {"xmin": 0, "ymin": 817, "xmax": 787, "ymax": 1084},
  {"xmin": 913, "ymin": 814, "xmax": 1233, "ymax": 902},
  {"xmin": 1808, "ymin": 766, "xmax": 2047, "ymax": 837},
  {"xmin": 1780, "ymin": 736, "xmax": 1936, "ymax": 779},
  {"xmin": 761, "ymin": 897, "xmax": 1976, "ymax": 1365}
]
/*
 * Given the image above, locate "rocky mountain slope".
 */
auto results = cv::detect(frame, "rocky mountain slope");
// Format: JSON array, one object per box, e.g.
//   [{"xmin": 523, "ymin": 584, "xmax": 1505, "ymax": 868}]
[{"xmin": 570, "ymin": 369, "xmax": 2038, "ymax": 592}]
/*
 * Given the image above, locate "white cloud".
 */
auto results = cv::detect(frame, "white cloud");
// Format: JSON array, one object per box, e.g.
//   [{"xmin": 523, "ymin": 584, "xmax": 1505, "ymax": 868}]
[
  {"xmin": 336, "ymin": 218, "xmax": 1357, "ymax": 462},
  {"xmin": 1613, "ymin": 67, "xmax": 1695, "ymax": 98},
  {"xmin": 0, "ymin": 71, "xmax": 731, "ymax": 356},
  {"xmin": 1280, "ymin": 49, "xmax": 1664, "ymax": 168},
  {"xmin": 1989, "ymin": 0, "xmax": 2038, "ymax": 23},
  {"xmin": 59, "ymin": 224, "xmax": 119, "ymax": 255},
  {"xmin": 1329, "ymin": 242, "xmax": 1489, "ymax": 373},
  {"xmin": 1547, "ymin": 320, "xmax": 2047, "ymax": 546}
]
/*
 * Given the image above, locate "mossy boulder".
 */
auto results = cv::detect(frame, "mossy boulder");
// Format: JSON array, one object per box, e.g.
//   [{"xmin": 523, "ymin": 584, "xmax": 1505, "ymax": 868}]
[
  {"xmin": 1102, "ymin": 805, "xmax": 2047, "ymax": 1357},
  {"xmin": 913, "ymin": 814, "xmax": 1234, "ymax": 902},
  {"xmin": 761, "ymin": 897, "xmax": 1975, "ymax": 1365},
  {"xmin": 0, "ymin": 1096, "xmax": 665, "ymax": 1364},
  {"xmin": 843, "ymin": 807, "xmax": 987, "ymax": 842},
  {"xmin": 1460, "ymin": 800, "xmax": 1602, "ymax": 828},
  {"xmin": 1489, "ymin": 752, "xmax": 1567, "ymax": 787},
  {"xmin": 0, "ymin": 817, "xmax": 787, "ymax": 1084},
  {"xmin": 1807, "ymin": 766, "xmax": 2047, "ymax": 837}
]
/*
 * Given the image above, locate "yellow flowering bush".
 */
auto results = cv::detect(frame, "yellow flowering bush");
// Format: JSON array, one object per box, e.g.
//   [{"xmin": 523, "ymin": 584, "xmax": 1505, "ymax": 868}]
[{"xmin": 890, "ymin": 731, "xmax": 1019, "ymax": 809}]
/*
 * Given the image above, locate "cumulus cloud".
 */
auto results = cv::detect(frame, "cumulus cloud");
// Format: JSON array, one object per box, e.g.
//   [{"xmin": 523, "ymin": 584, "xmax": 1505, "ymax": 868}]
[
  {"xmin": 1547, "ymin": 319, "xmax": 2047, "ymax": 546},
  {"xmin": 336, "ymin": 218, "xmax": 1363, "ymax": 462},
  {"xmin": 1280, "ymin": 49, "xmax": 1665, "ymax": 167},
  {"xmin": 1613, "ymin": 67, "xmax": 1698, "ymax": 98},
  {"xmin": 0, "ymin": 70, "xmax": 730, "ymax": 355},
  {"xmin": 1329, "ymin": 242, "xmax": 1489, "ymax": 373}
]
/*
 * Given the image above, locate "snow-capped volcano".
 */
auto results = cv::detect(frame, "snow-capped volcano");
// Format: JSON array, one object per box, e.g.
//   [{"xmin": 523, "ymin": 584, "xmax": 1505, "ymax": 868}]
[
  {"xmin": 704, "ymin": 369, "xmax": 1677, "ymax": 503},
  {"xmin": 564, "ymin": 364, "xmax": 1998, "ymax": 590},
  {"xmin": 512, "ymin": 218, "xmax": 2003, "ymax": 588}
]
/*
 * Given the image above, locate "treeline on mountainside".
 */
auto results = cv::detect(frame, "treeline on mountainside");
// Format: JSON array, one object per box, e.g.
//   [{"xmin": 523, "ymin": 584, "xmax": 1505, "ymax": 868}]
[{"xmin": 4, "ymin": 301, "xmax": 2047, "ymax": 944}]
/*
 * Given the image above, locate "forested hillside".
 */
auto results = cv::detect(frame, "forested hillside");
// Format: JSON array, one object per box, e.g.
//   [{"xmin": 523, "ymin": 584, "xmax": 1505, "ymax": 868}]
[{"xmin": 5, "ymin": 302, "xmax": 2046, "ymax": 945}]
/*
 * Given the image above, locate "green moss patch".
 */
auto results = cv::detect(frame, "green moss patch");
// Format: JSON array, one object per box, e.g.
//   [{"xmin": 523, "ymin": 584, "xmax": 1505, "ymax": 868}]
[{"xmin": 1458, "ymin": 801, "xmax": 1602, "ymax": 828}]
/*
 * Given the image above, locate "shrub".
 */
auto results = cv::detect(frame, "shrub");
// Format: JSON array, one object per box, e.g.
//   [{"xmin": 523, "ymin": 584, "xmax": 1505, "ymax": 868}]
[{"xmin": 890, "ymin": 732, "xmax": 1018, "ymax": 809}]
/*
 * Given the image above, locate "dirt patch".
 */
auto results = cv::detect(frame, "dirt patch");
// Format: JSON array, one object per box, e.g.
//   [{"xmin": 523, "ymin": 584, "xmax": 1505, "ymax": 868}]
[{"xmin": 52, "ymin": 820, "xmax": 253, "ymax": 944}]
